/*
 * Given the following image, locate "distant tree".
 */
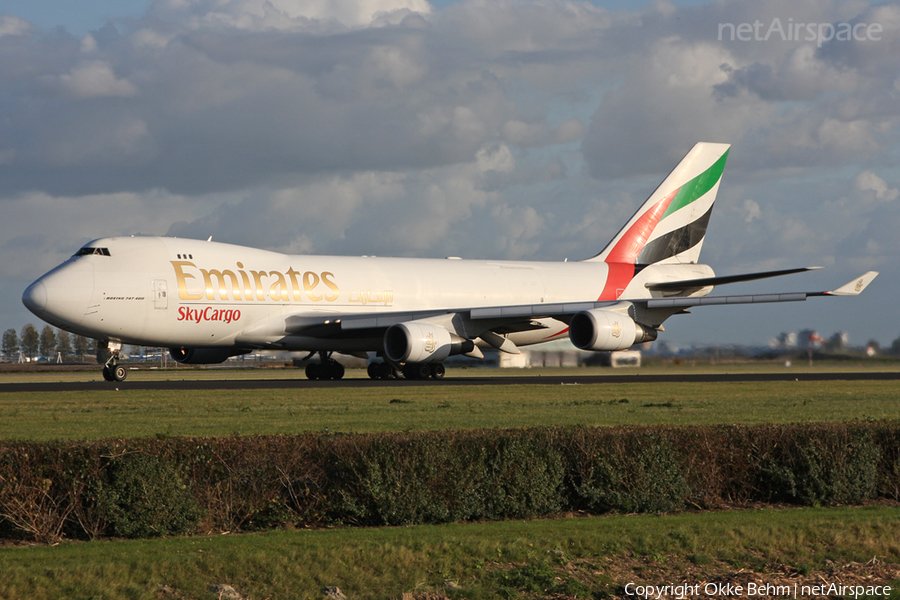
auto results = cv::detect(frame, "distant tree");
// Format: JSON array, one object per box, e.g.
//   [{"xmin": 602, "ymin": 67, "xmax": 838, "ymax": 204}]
[
  {"xmin": 891, "ymin": 335, "xmax": 900, "ymax": 356},
  {"xmin": 73, "ymin": 335, "xmax": 92, "ymax": 362},
  {"xmin": 39, "ymin": 325, "xmax": 57, "ymax": 361},
  {"xmin": 2, "ymin": 329, "xmax": 18, "ymax": 361},
  {"xmin": 56, "ymin": 329, "xmax": 72, "ymax": 361},
  {"xmin": 20, "ymin": 324, "xmax": 39, "ymax": 361}
]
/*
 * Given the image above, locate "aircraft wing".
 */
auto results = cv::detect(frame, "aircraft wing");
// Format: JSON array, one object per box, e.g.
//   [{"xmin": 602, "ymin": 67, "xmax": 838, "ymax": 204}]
[{"xmin": 282, "ymin": 271, "xmax": 878, "ymax": 340}]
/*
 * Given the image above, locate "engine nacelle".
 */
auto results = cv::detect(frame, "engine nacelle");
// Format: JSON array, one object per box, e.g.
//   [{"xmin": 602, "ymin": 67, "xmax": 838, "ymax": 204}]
[
  {"xmin": 384, "ymin": 322, "xmax": 474, "ymax": 363},
  {"xmin": 169, "ymin": 347, "xmax": 245, "ymax": 364},
  {"xmin": 568, "ymin": 309, "xmax": 657, "ymax": 351}
]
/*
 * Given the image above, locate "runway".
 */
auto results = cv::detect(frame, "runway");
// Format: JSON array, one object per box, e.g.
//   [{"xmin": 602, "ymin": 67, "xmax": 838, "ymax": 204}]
[{"xmin": 3, "ymin": 370, "xmax": 900, "ymax": 393}]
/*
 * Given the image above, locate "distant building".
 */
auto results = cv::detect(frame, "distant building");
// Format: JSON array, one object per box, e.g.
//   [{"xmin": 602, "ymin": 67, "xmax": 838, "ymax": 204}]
[
  {"xmin": 497, "ymin": 340, "xmax": 642, "ymax": 369},
  {"xmin": 770, "ymin": 332, "xmax": 798, "ymax": 349},
  {"xmin": 499, "ymin": 352, "xmax": 531, "ymax": 368},
  {"xmin": 592, "ymin": 350, "xmax": 642, "ymax": 368}
]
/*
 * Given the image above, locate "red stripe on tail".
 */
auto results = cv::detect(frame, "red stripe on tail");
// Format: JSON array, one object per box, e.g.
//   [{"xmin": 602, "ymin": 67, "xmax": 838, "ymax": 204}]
[
  {"xmin": 597, "ymin": 188, "xmax": 679, "ymax": 300},
  {"xmin": 605, "ymin": 188, "xmax": 678, "ymax": 263}
]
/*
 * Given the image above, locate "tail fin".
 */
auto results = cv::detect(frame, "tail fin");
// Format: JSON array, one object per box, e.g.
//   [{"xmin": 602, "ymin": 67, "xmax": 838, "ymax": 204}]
[{"xmin": 589, "ymin": 142, "xmax": 730, "ymax": 266}]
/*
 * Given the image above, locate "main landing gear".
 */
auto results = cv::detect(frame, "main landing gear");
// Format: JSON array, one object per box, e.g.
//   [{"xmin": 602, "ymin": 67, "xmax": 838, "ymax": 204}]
[
  {"xmin": 101, "ymin": 341, "xmax": 127, "ymax": 382},
  {"xmin": 304, "ymin": 352, "xmax": 345, "ymax": 380},
  {"xmin": 367, "ymin": 361, "xmax": 445, "ymax": 380}
]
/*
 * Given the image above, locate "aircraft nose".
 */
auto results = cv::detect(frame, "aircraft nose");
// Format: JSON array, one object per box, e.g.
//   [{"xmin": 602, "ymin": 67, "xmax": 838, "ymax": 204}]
[
  {"xmin": 22, "ymin": 281, "xmax": 48, "ymax": 317},
  {"xmin": 22, "ymin": 260, "xmax": 94, "ymax": 328}
]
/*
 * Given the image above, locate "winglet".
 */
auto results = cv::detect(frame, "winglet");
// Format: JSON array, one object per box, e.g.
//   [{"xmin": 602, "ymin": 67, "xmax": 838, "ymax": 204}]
[{"xmin": 826, "ymin": 271, "xmax": 879, "ymax": 296}]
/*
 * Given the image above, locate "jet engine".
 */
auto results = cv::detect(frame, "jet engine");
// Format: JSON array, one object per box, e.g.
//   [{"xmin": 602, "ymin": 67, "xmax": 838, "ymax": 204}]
[
  {"xmin": 384, "ymin": 322, "xmax": 474, "ymax": 363},
  {"xmin": 169, "ymin": 347, "xmax": 246, "ymax": 364},
  {"xmin": 568, "ymin": 309, "xmax": 657, "ymax": 351}
]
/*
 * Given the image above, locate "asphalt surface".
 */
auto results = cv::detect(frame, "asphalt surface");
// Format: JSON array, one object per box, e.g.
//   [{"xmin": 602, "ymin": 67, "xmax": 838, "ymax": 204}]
[{"xmin": 3, "ymin": 371, "xmax": 900, "ymax": 393}]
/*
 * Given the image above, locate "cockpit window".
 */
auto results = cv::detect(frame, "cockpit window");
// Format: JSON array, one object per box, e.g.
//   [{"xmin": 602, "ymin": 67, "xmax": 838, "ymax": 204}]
[{"xmin": 75, "ymin": 247, "xmax": 111, "ymax": 257}]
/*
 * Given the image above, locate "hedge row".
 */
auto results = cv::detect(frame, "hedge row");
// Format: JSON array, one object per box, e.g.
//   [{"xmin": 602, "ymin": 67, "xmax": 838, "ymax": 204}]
[{"xmin": 1, "ymin": 423, "xmax": 898, "ymax": 543}]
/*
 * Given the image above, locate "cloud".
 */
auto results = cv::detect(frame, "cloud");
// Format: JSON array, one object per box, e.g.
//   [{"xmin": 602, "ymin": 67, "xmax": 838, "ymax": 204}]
[
  {"xmin": 854, "ymin": 170, "xmax": 899, "ymax": 202},
  {"xmin": 502, "ymin": 118, "xmax": 584, "ymax": 147},
  {"xmin": 741, "ymin": 198, "xmax": 761, "ymax": 222},
  {"xmin": 583, "ymin": 35, "xmax": 761, "ymax": 179},
  {"xmin": 2, "ymin": 0, "xmax": 899, "ymax": 347},
  {"xmin": 0, "ymin": 189, "xmax": 203, "ymax": 279},
  {"xmin": 55, "ymin": 60, "xmax": 140, "ymax": 98},
  {"xmin": 476, "ymin": 143, "xmax": 515, "ymax": 173},
  {"xmin": 146, "ymin": 0, "xmax": 432, "ymax": 32},
  {"xmin": 582, "ymin": 0, "xmax": 900, "ymax": 178},
  {"xmin": 0, "ymin": 16, "xmax": 30, "ymax": 37}
]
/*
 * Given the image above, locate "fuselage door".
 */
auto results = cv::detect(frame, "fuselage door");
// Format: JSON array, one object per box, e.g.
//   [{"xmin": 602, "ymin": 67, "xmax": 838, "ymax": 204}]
[{"xmin": 152, "ymin": 279, "xmax": 168, "ymax": 309}]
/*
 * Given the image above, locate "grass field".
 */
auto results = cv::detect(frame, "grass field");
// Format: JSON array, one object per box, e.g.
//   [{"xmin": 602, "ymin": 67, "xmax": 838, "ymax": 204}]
[
  {"xmin": 0, "ymin": 377, "xmax": 898, "ymax": 440},
  {"xmin": 1, "ymin": 368, "xmax": 899, "ymax": 599},
  {"xmin": 2, "ymin": 506, "xmax": 899, "ymax": 600}
]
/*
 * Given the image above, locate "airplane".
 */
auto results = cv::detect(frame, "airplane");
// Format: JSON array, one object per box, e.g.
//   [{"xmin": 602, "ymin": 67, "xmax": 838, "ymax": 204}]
[{"xmin": 21, "ymin": 142, "xmax": 878, "ymax": 382}]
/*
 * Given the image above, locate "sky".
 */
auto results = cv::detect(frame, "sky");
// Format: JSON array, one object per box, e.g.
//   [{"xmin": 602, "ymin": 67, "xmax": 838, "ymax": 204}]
[{"xmin": 0, "ymin": 0, "xmax": 898, "ymax": 349}]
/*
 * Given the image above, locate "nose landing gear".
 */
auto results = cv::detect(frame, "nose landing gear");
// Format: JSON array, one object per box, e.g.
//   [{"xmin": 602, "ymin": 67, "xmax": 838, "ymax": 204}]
[{"xmin": 100, "ymin": 341, "xmax": 127, "ymax": 382}]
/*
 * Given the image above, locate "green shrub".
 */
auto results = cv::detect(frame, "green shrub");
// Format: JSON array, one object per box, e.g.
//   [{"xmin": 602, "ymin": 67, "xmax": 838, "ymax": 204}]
[
  {"xmin": 326, "ymin": 430, "xmax": 564, "ymax": 526},
  {"xmin": 755, "ymin": 426, "xmax": 881, "ymax": 506},
  {"xmin": 0, "ymin": 422, "xmax": 898, "ymax": 543},
  {"xmin": 673, "ymin": 425, "xmax": 759, "ymax": 507},
  {"xmin": 873, "ymin": 424, "xmax": 900, "ymax": 501},
  {"xmin": 176, "ymin": 436, "xmax": 326, "ymax": 531},
  {"xmin": 568, "ymin": 429, "xmax": 688, "ymax": 514},
  {"xmin": 327, "ymin": 432, "xmax": 484, "ymax": 526},
  {"xmin": 478, "ymin": 431, "xmax": 565, "ymax": 520},
  {"xmin": 96, "ymin": 453, "xmax": 202, "ymax": 538}
]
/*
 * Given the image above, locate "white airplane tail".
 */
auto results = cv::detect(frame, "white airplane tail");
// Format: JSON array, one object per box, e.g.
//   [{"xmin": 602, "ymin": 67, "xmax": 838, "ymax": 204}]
[{"xmin": 590, "ymin": 142, "xmax": 731, "ymax": 266}]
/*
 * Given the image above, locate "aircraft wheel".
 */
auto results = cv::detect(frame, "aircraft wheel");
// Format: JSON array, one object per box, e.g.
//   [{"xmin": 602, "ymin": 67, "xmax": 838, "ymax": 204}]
[
  {"xmin": 381, "ymin": 363, "xmax": 397, "ymax": 379},
  {"xmin": 102, "ymin": 365, "xmax": 114, "ymax": 381},
  {"xmin": 112, "ymin": 365, "xmax": 128, "ymax": 382},
  {"xmin": 367, "ymin": 362, "xmax": 381, "ymax": 380},
  {"xmin": 305, "ymin": 362, "xmax": 320, "ymax": 380},
  {"xmin": 429, "ymin": 363, "xmax": 445, "ymax": 379},
  {"xmin": 329, "ymin": 361, "xmax": 345, "ymax": 380}
]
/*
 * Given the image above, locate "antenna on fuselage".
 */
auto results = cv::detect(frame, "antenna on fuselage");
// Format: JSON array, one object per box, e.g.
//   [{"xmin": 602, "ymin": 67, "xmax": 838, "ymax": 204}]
[{"xmin": 207, "ymin": 236, "xmax": 213, "ymax": 242}]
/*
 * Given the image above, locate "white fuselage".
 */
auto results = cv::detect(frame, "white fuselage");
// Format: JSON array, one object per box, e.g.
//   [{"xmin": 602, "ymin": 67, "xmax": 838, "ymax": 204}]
[
  {"xmin": 24, "ymin": 237, "xmax": 589, "ymax": 351},
  {"xmin": 24, "ymin": 236, "xmax": 715, "ymax": 354}
]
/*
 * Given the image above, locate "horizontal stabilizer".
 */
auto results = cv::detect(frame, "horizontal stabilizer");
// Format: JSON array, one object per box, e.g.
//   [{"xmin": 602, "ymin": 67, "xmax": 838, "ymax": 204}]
[{"xmin": 645, "ymin": 266, "xmax": 821, "ymax": 292}]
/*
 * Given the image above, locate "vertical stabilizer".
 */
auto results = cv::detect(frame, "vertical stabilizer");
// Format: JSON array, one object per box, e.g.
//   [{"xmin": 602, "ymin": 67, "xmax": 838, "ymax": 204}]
[{"xmin": 589, "ymin": 142, "xmax": 730, "ymax": 266}]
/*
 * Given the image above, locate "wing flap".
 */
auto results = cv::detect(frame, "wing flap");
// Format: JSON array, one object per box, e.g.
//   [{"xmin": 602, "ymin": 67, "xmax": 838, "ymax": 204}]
[
  {"xmin": 647, "ymin": 292, "xmax": 808, "ymax": 309},
  {"xmin": 470, "ymin": 302, "xmax": 597, "ymax": 319}
]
